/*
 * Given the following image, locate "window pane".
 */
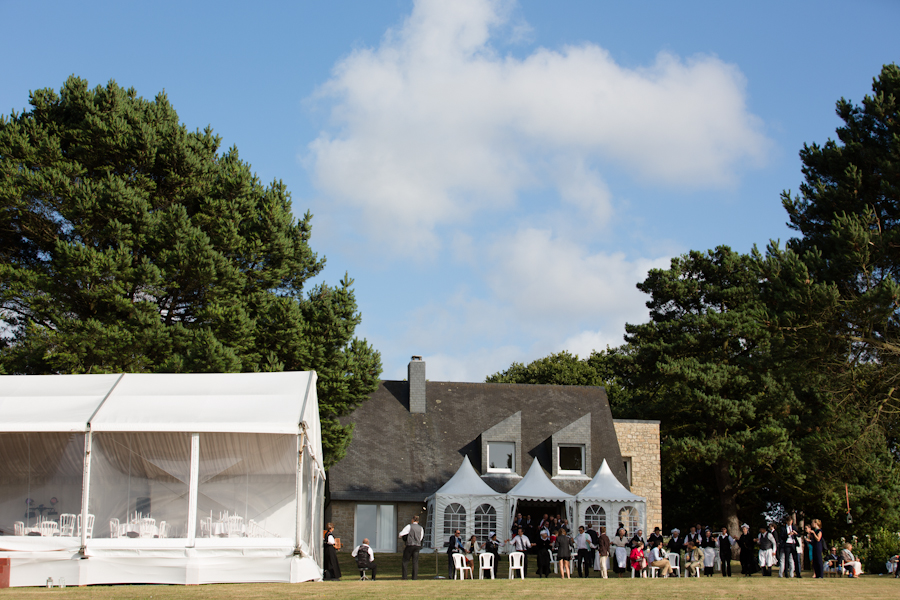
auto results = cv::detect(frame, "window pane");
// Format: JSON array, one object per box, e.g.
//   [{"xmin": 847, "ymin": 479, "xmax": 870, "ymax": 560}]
[
  {"xmin": 356, "ymin": 504, "xmax": 377, "ymax": 548},
  {"xmin": 0, "ymin": 433, "xmax": 85, "ymax": 537},
  {"xmin": 559, "ymin": 445, "xmax": 584, "ymax": 472},
  {"xmin": 197, "ymin": 433, "xmax": 296, "ymax": 539},
  {"xmin": 488, "ymin": 442, "xmax": 515, "ymax": 472},
  {"xmin": 90, "ymin": 432, "xmax": 190, "ymax": 539}
]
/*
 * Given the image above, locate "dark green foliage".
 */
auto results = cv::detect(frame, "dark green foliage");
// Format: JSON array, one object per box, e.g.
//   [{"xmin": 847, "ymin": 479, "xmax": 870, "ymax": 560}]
[
  {"xmin": 485, "ymin": 350, "xmax": 631, "ymax": 412},
  {"xmin": 0, "ymin": 76, "xmax": 381, "ymax": 468}
]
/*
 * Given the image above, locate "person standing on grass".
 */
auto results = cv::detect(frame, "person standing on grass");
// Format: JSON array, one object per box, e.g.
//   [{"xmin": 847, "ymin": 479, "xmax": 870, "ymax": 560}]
[
  {"xmin": 737, "ymin": 523, "xmax": 756, "ymax": 576},
  {"xmin": 509, "ymin": 527, "xmax": 532, "ymax": 576},
  {"xmin": 323, "ymin": 523, "xmax": 342, "ymax": 581},
  {"xmin": 447, "ymin": 528, "xmax": 464, "ymax": 579},
  {"xmin": 758, "ymin": 525, "xmax": 777, "ymax": 576},
  {"xmin": 717, "ymin": 526, "xmax": 735, "ymax": 577},
  {"xmin": 398, "ymin": 515, "xmax": 424, "ymax": 580},
  {"xmin": 574, "ymin": 525, "xmax": 592, "ymax": 578},
  {"xmin": 806, "ymin": 519, "xmax": 824, "ymax": 578},
  {"xmin": 595, "ymin": 526, "xmax": 611, "ymax": 579},
  {"xmin": 555, "ymin": 528, "xmax": 575, "ymax": 578}
]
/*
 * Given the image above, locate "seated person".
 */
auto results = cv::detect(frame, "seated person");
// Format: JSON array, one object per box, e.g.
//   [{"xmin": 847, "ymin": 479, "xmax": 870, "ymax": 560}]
[
  {"xmin": 648, "ymin": 539, "xmax": 672, "ymax": 577},
  {"xmin": 840, "ymin": 543, "xmax": 862, "ymax": 578},
  {"xmin": 824, "ymin": 547, "xmax": 841, "ymax": 576},
  {"xmin": 351, "ymin": 537, "xmax": 377, "ymax": 580},
  {"xmin": 629, "ymin": 541, "xmax": 648, "ymax": 576},
  {"xmin": 888, "ymin": 553, "xmax": 899, "ymax": 578},
  {"xmin": 684, "ymin": 540, "xmax": 704, "ymax": 576}
]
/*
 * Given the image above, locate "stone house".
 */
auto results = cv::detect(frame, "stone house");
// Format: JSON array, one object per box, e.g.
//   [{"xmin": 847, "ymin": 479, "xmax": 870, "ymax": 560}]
[{"xmin": 326, "ymin": 357, "xmax": 660, "ymax": 551}]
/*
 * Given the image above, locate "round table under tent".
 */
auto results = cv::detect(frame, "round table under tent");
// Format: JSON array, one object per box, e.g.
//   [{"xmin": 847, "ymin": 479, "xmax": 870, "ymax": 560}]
[
  {"xmin": 506, "ymin": 460, "xmax": 575, "ymax": 541},
  {"xmin": 575, "ymin": 459, "xmax": 647, "ymax": 538},
  {"xmin": 425, "ymin": 456, "xmax": 506, "ymax": 551},
  {"xmin": 0, "ymin": 372, "xmax": 325, "ymax": 587}
]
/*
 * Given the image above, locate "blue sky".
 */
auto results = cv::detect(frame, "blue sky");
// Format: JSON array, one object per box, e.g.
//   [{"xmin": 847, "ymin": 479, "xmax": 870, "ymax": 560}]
[{"xmin": 2, "ymin": 0, "xmax": 897, "ymax": 381}]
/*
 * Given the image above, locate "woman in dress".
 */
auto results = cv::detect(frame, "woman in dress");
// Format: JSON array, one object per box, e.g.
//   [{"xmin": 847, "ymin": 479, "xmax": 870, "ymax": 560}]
[
  {"xmin": 700, "ymin": 528, "xmax": 716, "ymax": 576},
  {"xmin": 805, "ymin": 519, "xmax": 824, "ymax": 578},
  {"xmin": 737, "ymin": 524, "xmax": 757, "ymax": 576},
  {"xmin": 629, "ymin": 541, "xmax": 647, "ymax": 577},
  {"xmin": 465, "ymin": 534, "xmax": 481, "ymax": 569},
  {"xmin": 610, "ymin": 527, "xmax": 630, "ymax": 577},
  {"xmin": 555, "ymin": 528, "xmax": 575, "ymax": 578},
  {"xmin": 323, "ymin": 522, "xmax": 342, "ymax": 580}
]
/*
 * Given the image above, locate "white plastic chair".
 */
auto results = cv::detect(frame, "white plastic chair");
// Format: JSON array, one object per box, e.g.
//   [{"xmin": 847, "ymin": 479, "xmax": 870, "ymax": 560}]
[
  {"xmin": 158, "ymin": 521, "xmax": 167, "ymax": 538},
  {"xmin": 14, "ymin": 521, "xmax": 25, "ymax": 536},
  {"xmin": 649, "ymin": 564, "xmax": 660, "ymax": 578},
  {"xmin": 479, "ymin": 552, "xmax": 495, "ymax": 579},
  {"xmin": 39, "ymin": 520, "xmax": 59, "ymax": 537},
  {"xmin": 452, "ymin": 552, "xmax": 473, "ymax": 580},
  {"xmin": 109, "ymin": 518, "xmax": 120, "ymax": 538},
  {"xmin": 59, "ymin": 514, "xmax": 76, "ymax": 537},
  {"xmin": 200, "ymin": 516, "xmax": 211, "ymax": 538},
  {"xmin": 667, "ymin": 552, "xmax": 681, "ymax": 577},
  {"xmin": 508, "ymin": 551, "xmax": 525, "ymax": 579},
  {"xmin": 550, "ymin": 550, "xmax": 559, "ymax": 574}
]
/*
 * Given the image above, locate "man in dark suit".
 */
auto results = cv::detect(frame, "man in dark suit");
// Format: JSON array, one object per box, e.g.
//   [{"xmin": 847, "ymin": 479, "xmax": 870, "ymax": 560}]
[
  {"xmin": 777, "ymin": 517, "xmax": 799, "ymax": 578},
  {"xmin": 447, "ymin": 529, "xmax": 463, "ymax": 579}
]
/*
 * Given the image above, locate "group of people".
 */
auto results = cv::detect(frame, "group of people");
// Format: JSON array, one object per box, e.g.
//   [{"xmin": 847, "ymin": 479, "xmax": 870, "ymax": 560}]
[{"xmin": 322, "ymin": 512, "xmax": 885, "ymax": 581}]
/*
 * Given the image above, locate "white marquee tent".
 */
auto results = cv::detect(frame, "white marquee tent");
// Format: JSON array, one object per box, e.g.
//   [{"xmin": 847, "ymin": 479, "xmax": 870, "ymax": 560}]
[
  {"xmin": 575, "ymin": 459, "xmax": 646, "ymax": 536},
  {"xmin": 0, "ymin": 372, "xmax": 325, "ymax": 587},
  {"xmin": 424, "ymin": 456, "xmax": 506, "ymax": 550}
]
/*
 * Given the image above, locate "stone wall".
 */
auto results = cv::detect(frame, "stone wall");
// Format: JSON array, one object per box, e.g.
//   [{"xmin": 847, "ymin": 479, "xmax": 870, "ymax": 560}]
[{"xmin": 613, "ymin": 419, "xmax": 661, "ymax": 531}]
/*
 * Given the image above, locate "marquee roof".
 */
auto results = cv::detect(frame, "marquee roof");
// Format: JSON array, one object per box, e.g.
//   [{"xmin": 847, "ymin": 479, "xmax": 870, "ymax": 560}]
[
  {"xmin": 430, "ymin": 456, "xmax": 503, "ymax": 497},
  {"xmin": 576, "ymin": 459, "xmax": 645, "ymax": 503},
  {"xmin": 507, "ymin": 459, "xmax": 573, "ymax": 501},
  {"xmin": 0, "ymin": 372, "xmax": 319, "ymax": 437}
]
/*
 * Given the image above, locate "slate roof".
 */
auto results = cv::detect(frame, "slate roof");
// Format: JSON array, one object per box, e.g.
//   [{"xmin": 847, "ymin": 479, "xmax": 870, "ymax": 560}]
[{"xmin": 327, "ymin": 380, "xmax": 629, "ymax": 502}]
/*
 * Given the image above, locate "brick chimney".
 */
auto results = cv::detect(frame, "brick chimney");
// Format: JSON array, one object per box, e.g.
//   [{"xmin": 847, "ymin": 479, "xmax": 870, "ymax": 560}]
[{"xmin": 408, "ymin": 356, "xmax": 426, "ymax": 413}]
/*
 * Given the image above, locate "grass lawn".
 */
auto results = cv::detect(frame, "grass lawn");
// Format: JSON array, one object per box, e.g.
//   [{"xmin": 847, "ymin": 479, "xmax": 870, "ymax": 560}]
[{"xmin": 2, "ymin": 553, "xmax": 896, "ymax": 599}]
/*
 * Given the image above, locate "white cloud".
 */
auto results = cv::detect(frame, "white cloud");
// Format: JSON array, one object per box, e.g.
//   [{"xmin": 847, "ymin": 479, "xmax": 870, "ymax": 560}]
[
  {"xmin": 307, "ymin": 0, "xmax": 770, "ymax": 253},
  {"xmin": 486, "ymin": 227, "xmax": 669, "ymax": 322}
]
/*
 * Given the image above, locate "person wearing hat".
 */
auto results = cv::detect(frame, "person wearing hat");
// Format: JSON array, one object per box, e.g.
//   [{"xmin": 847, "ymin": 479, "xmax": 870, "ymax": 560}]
[
  {"xmin": 535, "ymin": 529, "xmax": 553, "ymax": 578},
  {"xmin": 647, "ymin": 527, "xmax": 664, "ymax": 551},
  {"xmin": 737, "ymin": 523, "xmax": 756, "ymax": 576},
  {"xmin": 666, "ymin": 528, "xmax": 684, "ymax": 562},
  {"xmin": 484, "ymin": 531, "xmax": 501, "ymax": 578}
]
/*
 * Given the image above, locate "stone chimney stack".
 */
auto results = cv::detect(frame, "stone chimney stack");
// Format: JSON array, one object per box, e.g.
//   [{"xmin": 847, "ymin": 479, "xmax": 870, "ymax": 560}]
[{"xmin": 408, "ymin": 355, "xmax": 426, "ymax": 413}]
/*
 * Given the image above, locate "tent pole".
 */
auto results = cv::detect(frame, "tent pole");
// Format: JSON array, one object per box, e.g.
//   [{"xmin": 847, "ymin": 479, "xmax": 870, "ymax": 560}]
[
  {"xmin": 78, "ymin": 428, "xmax": 93, "ymax": 556},
  {"xmin": 294, "ymin": 428, "xmax": 306, "ymax": 556},
  {"xmin": 186, "ymin": 433, "xmax": 200, "ymax": 547}
]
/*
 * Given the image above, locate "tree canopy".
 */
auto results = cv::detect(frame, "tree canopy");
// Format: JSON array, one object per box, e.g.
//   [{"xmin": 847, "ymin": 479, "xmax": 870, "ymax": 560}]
[
  {"xmin": 0, "ymin": 76, "xmax": 381, "ymax": 468},
  {"xmin": 488, "ymin": 65, "xmax": 900, "ymax": 536}
]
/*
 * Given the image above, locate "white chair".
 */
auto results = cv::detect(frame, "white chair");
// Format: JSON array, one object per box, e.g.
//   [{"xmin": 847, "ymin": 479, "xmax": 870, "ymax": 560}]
[
  {"xmin": 479, "ymin": 552, "xmax": 495, "ymax": 579},
  {"xmin": 158, "ymin": 521, "xmax": 167, "ymax": 538},
  {"xmin": 226, "ymin": 515, "xmax": 244, "ymax": 538},
  {"xmin": 200, "ymin": 516, "xmax": 211, "ymax": 538},
  {"xmin": 550, "ymin": 550, "xmax": 558, "ymax": 574},
  {"xmin": 508, "ymin": 551, "xmax": 525, "ymax": 579},
  {"xmin": 76, "ymin": 514, "xmax": 94, "ymax": 539},
  {"xmin": 667, "ymin": 552, "xmax": 681, "ymax": 577},
  {"xmin": 452, "ymin": 552, "xmax": 473, "ymax": 580},
  {"xmin": 14, "ymin": 521, "xmax": 25, "ymax": 536},
  {"xmin": 59, "ymin": 514, "xmax": 76, "ymax": 537},
  {"xmin": 139, "ymin": 517, "xmax": 156, "ymax": 539},
  {"xmin": 109, "ymin": 518, "xmax": 120, "ymax": 538},
  {"xmin": 649, "ymin": 564, "xmax": 660, "ymax": 578},
  {"xmin": 39, "ymin": 520, "xmax": 59, "ymax": 537}
]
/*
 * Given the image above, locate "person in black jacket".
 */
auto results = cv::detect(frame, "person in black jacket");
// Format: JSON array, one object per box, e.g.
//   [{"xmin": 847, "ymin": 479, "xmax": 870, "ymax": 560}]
[
  {"xmin": 717, "ymin": 526, "xmax": 735, "ymax": 577},
  {"xmin": 700, "ymin": 528, "xmax": 716, "ymax": 576},
  {"xmin": 447, "ymin": 529, "xmax": 464, "ymax": 579},
  {"xmin": 737, "ymin": 524, "xmax": 757, "ymax": 576}
]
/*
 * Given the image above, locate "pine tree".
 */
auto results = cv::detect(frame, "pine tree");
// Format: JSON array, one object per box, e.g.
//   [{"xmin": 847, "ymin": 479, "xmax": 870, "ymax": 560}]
[{"xmin": 0, "ymin": 76, "xmax": 381, "ymax": 468}]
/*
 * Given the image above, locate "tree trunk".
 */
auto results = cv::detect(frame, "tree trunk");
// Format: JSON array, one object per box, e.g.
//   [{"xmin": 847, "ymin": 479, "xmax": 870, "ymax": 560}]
[{"xmin": 714, "ymin": 458, "xmax": 741, "ymax": 538}]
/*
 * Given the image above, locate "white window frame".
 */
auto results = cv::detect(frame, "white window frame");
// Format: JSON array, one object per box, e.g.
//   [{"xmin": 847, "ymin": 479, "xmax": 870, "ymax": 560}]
[
  {"xmin": 623, "ymin": 457, "xmax": 633, "ymax": 486},
  {"xmin": 557, "ymin": 444, "xmax": 586, "ymax": 475},
  {"xmin": 486, "ymin": 441, "xmax": 515, "ymax": 474}
]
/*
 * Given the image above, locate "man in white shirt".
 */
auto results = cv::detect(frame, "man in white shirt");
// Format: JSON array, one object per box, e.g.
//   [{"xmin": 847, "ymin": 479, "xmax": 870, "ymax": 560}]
[
  {"xmin": 778, "ymin": 517, "xmax": 798, "ymax": 578},
  {"xmin": 397, "ymin": 516, "xmax": 424, "ymax": 580},
  {"xmin": 648, "ymin": 540, "xmax": 672, "ymax": 577},
  {"xmin": 351, "ymin": 538, "xmax": 377, "ymax": 580},
  {"xmin": 574, "ymin": 526, "xmax": 592, "ymax": 578},
  {"xmin": 509, "ymin": 527, "xmax": 532, "ymax": 576}
]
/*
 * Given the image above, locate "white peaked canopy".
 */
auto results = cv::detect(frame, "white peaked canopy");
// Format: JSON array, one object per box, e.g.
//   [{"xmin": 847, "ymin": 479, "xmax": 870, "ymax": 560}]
[
  {"xmin": 425, "ymin": 456, "xmax": 506, "ymax": 550},
  {"xmin": 0, "ymin": 372, "xmax": 325, "ymax": 587},
  {"xmin": 506, "ymin": 460, "xmax": 574, "ymax": 531},
  {"xmin": 575, "ymin": 459, "xmax": 647, "ymax": 535}
]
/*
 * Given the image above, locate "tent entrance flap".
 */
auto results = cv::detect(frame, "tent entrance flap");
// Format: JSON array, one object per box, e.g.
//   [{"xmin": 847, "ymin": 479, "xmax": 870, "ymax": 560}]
[{"xmin": 512, "ymin": 501, "xmax": 565, "ymax": 525}]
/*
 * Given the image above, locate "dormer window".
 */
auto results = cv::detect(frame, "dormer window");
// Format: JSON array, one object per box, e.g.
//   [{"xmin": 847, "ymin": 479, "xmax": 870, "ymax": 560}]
[
  {"xmin": 558, "ymin": 444, "xmax": 585, "ymax": 475},
  {"xmin": 487, "ymin": 441, "xmax": 515, "ymax": 473}
]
